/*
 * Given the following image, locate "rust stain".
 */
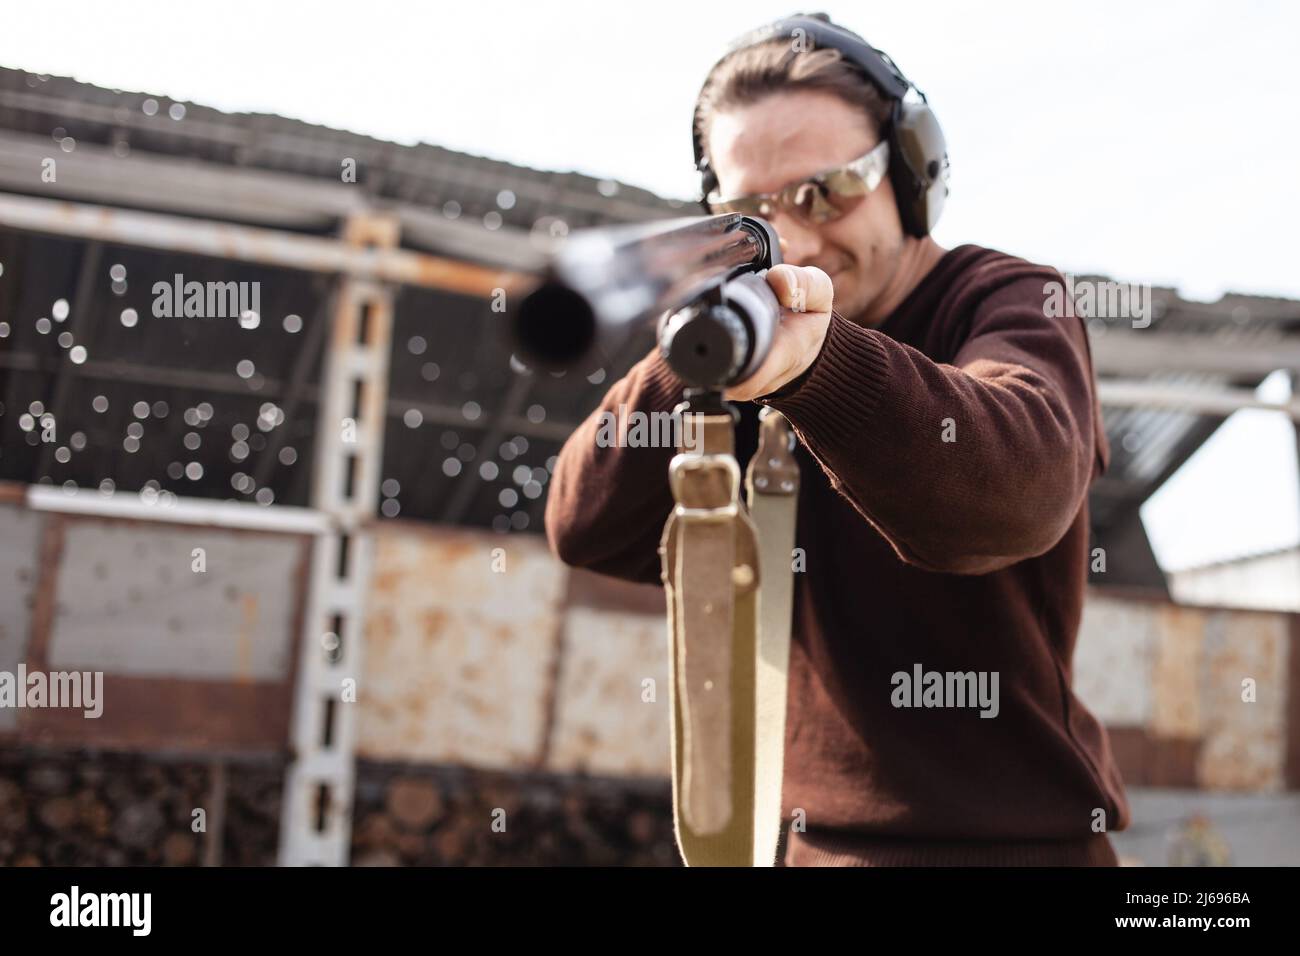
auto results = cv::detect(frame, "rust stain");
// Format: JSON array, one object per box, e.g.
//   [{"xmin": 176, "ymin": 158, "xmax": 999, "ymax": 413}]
[
  {"xmin": 19, "ymin": 675, "xmax": 291, "ymax": 752},
  {"xmin": 330, "ymin": 286, "xmax": 356, "ymax": 351},
  {"xmin": 434, "ymin": 537, "xmax": 478, "ymax": 564},
  {"xmin": 25, "ymin": 513, "xmax": 67, "ymax": 673},
  {"xmin": 420, "ymin": 608, "xmax": 448, "ymax": 641},
  {"xmin": 370, "ymin": 567, "xmax": 405, "ymax": 595},
  {"xmin": 1287, "ymin": 615, "xmax": 1300, "ymax": 789},
  {"xmin": 236, "ymin": 594, "xmax": 257, "ymax": 684},
  {"xmin": 367, "ymin": 607, "xmax": 397, "ymax": 645},
  {"xmin": 409, "ymin": 258, "xmax": 524, "ymax": 298},
  {"xmin": 1151, "ymin": 604, "xmax": 1203, "ymax": 738}
]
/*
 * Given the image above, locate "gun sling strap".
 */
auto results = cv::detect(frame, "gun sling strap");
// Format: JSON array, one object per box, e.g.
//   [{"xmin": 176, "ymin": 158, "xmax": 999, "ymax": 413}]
[{"xmin": 660, "ymin": 406, "xmax": 799, "ymax": 866}]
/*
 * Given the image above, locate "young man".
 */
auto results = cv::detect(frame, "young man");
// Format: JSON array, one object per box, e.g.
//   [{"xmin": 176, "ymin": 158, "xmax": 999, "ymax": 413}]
[{"xmin": 544, "ymin": 15, "xmax": 1129, "ymax": 865}]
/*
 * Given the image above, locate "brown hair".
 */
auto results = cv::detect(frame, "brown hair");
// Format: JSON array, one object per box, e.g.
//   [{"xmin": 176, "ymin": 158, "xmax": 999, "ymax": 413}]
[{"xmin": 694, "ymin": 37, "xmax": 893, "ymax": 165}]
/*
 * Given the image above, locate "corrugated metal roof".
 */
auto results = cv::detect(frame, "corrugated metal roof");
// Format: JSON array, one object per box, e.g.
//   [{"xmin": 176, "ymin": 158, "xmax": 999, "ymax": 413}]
[
  {"xmin": 1086, "ymin": 278, "xmax": 1300, "ymax": 536},
  {"xmin": 0, "ymin": 66, "xmax": 686, "ymax": 239}
]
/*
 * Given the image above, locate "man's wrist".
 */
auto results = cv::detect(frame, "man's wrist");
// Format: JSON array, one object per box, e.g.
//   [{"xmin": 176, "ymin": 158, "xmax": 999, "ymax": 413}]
[
  {"xmin": 758, "ymin": 312, "xmax": 891, "ymax": 452},
  {"xmin": 758, "ymin": 314, "xmax": 836, "ymax": 402}
]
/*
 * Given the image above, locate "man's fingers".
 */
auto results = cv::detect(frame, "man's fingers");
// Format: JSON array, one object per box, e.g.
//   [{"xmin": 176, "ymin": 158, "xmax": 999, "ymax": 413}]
[{"xmin": 766, "ymin": 264, "xmax": 834, "ymax": 315}]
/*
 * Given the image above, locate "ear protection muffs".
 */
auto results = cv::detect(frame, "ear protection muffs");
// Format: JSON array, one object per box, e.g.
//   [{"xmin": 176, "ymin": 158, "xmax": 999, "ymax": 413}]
[{"xmin": 692, "ymin": 12, "xmax": 949, "ymax": 237}]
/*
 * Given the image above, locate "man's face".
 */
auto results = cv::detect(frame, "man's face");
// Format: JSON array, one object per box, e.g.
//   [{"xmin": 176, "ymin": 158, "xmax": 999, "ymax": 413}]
[{"xmin": 707, "ymin": 90, "xmax": 905, "ymax": 325}]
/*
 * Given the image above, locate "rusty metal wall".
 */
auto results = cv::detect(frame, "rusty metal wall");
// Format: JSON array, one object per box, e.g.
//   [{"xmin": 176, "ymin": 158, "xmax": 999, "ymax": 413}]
[
  {"xmin": 1075, "ymin": 596, "xmax": 1159, "ymax": 726},
  {"xmin": 548, "ymin": 606, "xmax": 669, "ymax": 777},
  {"xmin": 0, "ymin": 490, "xmax": 310, "ymax": 752},
  {"xmin": 6, "ymin": 507, "xmax": 1297, "ymax": 793},
  {"xmin": 1076, "ymin": 594, "xmax": 1293, "ymax": 791},
  {"xmin": 47, "ymin": 518, "xmax": 301, "ymax": 681},
  {"xmin": 356, "ymin": 525, "xmax": 1299, "ymax": 795},
  {"xmin": 1200, "ymin": 612, "xmax": 1289, "ymax": 790},
  {"xmin": 357, "ymin": 524, "xmax": 565, "ymax": 767},
  {"xmin": 356, "ymin": 522, "xmax": 673, "ymax": 776}
]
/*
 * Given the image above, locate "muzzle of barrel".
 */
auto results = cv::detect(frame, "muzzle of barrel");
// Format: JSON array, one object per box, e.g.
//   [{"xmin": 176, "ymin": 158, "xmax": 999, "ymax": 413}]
[
  {"xmin": 511, "ymin": 280, "xmax": 597, "ymax": 370},
  {"xmin": 657, "ymin": 271, "xmax": 781, "ymax": 389}
]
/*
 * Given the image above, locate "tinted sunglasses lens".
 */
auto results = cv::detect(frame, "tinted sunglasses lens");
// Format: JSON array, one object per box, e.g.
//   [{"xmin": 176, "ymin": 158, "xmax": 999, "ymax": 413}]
[
  {"xmin": 712, "ymin": 168, "xmax": 869, "ymax": 223},
  {"xmin": 819, "ymin": 169, "xmax": 871, "ymax": 216},
  {"xmin": 780, "ymin": 182, "xmax": 826, "ymax": 223}
]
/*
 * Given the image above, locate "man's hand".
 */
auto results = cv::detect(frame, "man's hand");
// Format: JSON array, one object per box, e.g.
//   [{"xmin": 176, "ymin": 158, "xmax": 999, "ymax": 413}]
[{"xmin": 723, "ymin": 264, "xmax": 833, "ymax": 402}]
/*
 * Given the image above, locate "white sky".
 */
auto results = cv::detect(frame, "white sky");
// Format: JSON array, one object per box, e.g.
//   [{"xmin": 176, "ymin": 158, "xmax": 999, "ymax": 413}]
[
  {"xmin": 2, "ymin": 0, "xmax": 1297, "ymax": 571},
  {"xmin": 2, "ymin": 0, "xmax": 1296, "ymax": 301},
  {"xmin": 1142, "ymin": 373, "xmax": 1299, "ymax": 572}
]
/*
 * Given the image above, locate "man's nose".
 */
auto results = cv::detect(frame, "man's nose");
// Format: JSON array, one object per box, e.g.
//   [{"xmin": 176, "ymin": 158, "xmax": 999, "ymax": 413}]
[{"xmin": 769, "ymin": 211, "xmax": 823, "ymax": 266}]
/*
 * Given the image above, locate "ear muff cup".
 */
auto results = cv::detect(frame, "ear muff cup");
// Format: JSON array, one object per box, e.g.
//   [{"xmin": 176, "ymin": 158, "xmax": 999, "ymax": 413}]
[{"xmin": 888, "ymin": 100, "xmax": 949, "ymax": 238}]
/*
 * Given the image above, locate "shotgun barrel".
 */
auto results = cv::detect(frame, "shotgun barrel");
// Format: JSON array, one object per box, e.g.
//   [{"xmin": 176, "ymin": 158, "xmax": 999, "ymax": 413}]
[{"xmin": 511, "ymin": 213, "xmax": 782, "ymax": 390}]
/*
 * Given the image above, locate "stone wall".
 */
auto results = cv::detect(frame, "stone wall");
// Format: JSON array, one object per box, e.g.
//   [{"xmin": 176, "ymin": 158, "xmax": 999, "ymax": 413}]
[
  {"xmin": 351, "ymin": 761, "xmax": 678, "ymax": 867},
  {"xmin": 0, "ymin": 746, "xmax": 681, "ymax": 866},
  {"xmin": 0, "ymin": 747, "xmax": 282, "ymax": 866}
]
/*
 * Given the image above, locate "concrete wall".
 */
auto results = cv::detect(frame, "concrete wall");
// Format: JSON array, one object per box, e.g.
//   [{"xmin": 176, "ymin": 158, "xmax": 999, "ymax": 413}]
[{"xmin": 1169, "ymin": 548, "xmax": 1300, "ymax": 614}]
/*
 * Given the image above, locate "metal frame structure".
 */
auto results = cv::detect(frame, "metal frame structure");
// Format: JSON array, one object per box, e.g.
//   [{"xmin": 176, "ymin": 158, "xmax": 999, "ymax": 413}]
[
  {"xmin": 277, "ymin": 214, "xmax": 397, "ymax": 866},
  {"xmin": 5, "ymin": 183, "xmax": 1300, "ymax": 856},
  {"xmin": 0, "ymin": 188, "xmax": 531, "ymax": 865},
  {"xmin": 2, "ymin": 64, "xmax": 1298, "ymax": 864},
  {"xmin": 0, "ymin": 64, "xmax": 688, "ymax": 866}
]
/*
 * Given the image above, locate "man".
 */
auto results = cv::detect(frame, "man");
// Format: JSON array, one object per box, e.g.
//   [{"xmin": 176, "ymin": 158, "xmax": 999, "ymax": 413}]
[{"xmin": 544, "ymin": 13, "xmax": 1129, "ymax": 865}]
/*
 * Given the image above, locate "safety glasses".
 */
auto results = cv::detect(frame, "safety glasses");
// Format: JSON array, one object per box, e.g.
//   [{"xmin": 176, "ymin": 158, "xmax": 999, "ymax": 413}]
[{"xmin": 706, "ymin": 139, "xmax": 890, "ymax": 226}]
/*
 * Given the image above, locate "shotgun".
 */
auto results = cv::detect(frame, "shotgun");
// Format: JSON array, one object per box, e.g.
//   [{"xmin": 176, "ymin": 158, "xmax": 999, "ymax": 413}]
[
  {"xmin": 510, "ymin": 213, "xmax": 782, "ymax": 392},
  {"xmin": 512, "ymin": 212, "xmax": 800, "ymax": 867}
]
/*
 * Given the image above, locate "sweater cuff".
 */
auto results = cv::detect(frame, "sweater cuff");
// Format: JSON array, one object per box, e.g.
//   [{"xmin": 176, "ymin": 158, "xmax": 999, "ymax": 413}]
[{"xmin": 759, "ymin": 312, "xmax": 891, "ymax": 446}]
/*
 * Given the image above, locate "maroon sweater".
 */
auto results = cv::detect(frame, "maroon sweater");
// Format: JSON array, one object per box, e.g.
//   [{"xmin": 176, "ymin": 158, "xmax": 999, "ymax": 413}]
[{"xmin": 544, "ymin": 245, "xmax": 1131, "ymax": 864}]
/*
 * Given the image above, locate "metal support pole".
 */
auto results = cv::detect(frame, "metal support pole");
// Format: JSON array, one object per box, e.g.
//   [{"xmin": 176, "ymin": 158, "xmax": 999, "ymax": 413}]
[
  {"xmin": 1097, "ymin": 379, "xmax": 1300, "ymax": 422},
  {"xmin": 277, "ymin": 214, "xmax": 397, "ymax": 866}
]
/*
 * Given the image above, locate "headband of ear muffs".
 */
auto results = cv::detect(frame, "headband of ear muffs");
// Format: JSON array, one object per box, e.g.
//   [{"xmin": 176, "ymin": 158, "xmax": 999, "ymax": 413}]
[{"xmin": 692, "ymin": 12, "xmax": 949, "ymax": 237}]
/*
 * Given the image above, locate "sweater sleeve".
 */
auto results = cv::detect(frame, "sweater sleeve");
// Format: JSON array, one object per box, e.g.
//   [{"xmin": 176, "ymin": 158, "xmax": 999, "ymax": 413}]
[
  {"xmin": 760, "ymin": 272, "xmax": 1101, "ymax": 575},
  {"xmin": 543, "ymin": 348, "xmax": 688, "ymax": 584}
]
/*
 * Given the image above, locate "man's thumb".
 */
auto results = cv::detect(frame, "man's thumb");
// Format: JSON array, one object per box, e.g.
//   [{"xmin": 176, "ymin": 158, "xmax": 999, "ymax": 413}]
[{"xmin": 765, "ymin": 264, "xmax": 834, "ymax": 315}]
